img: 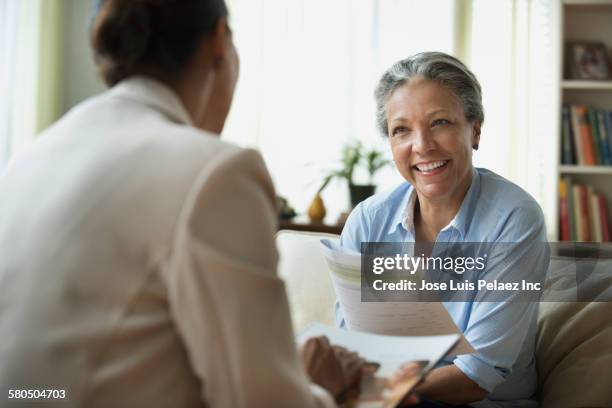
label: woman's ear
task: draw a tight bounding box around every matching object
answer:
[472,122,481,150]
[210,16,230,69]
[195,17,239,135]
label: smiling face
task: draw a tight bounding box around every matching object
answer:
[386,78,480,206]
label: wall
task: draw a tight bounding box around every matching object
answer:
[61,0,105,114]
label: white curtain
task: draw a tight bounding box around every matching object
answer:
[468,0,558,238]
[0,0,19,167]
[0,0,63,170]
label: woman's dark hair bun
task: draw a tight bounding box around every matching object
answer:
[93,1,152,85]
[92,0,228,86]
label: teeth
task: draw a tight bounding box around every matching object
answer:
[416,160,447,172]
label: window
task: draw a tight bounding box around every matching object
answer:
[225,0,457,219]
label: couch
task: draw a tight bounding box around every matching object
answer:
[276,230,612,407]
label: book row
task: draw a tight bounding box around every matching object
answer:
[559,178,610,242]
[561,104,612,166]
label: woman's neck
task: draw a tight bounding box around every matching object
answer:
[414,169,474,242]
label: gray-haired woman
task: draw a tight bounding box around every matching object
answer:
[338,52,549,407]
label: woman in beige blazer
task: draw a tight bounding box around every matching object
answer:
[0,0,375,406]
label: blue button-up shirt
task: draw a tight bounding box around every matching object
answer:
[337,168,549,408]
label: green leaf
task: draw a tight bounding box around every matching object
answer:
[317,140,390,190]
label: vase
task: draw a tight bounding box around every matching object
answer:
[308,193,326,222]
[349,184,376,208]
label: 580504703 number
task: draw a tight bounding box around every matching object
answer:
[8,389,66,399]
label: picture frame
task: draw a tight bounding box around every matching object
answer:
[565,42,612,80]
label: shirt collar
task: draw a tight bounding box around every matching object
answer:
[388,186,417,236]
[109,75,194,126]
[389,167,481,239]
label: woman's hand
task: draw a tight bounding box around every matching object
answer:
[300,336,377,403]
[388,362,423,406]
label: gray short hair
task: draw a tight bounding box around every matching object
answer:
[374,52,484,136]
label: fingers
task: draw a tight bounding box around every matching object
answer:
[318,335,331,347]
[301,336,333,383]
[398,361,423,378]
[300,338,320,371]
[388,361,424,389]
[330,344,379,382]
[362,362,380,376]
[300,337,382,404]
[343,355,365,386]
[301,336,330,367]
[301,336,346,399]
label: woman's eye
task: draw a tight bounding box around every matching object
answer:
[432,119,450,127]
[392,126,408,136]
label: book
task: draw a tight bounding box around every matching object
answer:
[561,104,575,165]
[575,106,596,165]
[565,177,576,241]
[590,189,603,242]
[587,108,603,165]
[580,185,592,241]
[559,179,570,241]
[606,111,612,165]
[298,322,460,408]
[596,109,611,165]
[569,105,585,165]
[572,185,584,241]
[599,194,611,242]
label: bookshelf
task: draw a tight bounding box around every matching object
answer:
[559,165,612,175]
[556,0,612,241]
[562,80,612,90]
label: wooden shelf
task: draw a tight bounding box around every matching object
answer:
[559,165,612,174]
[279,218,344,235]
[562,80,612,90]
[564,0,612,5]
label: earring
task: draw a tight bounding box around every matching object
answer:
[472,144,479,150]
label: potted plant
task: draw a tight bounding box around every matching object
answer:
[349,147,391,207]
[317,140,391,208]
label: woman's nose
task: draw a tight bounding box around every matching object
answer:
[412,129,435,155]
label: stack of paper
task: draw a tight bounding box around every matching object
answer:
[320,239,473,356]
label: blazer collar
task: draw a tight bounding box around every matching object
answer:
[109,75,194,126]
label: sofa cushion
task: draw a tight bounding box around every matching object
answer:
[536,256,612,408]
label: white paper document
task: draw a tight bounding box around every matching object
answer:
[298,322,459,377]
[320,239,474,356]
[298,322,459,407]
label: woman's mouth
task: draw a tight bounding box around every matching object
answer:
[413,160,449,174]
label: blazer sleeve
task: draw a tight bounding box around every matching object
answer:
[163,147,335,408]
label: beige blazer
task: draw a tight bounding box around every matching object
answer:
[0,77,334,408]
